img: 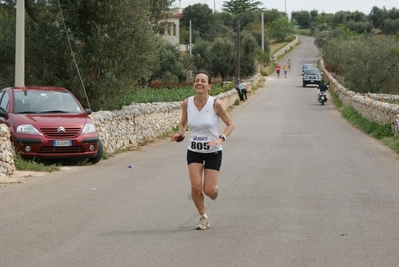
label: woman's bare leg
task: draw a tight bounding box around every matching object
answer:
[189,163,205,215]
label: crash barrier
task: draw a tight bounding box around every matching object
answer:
[0,88,241,177]
[320,59,399,135]
[271,35,299,61]
[0,124,15,176]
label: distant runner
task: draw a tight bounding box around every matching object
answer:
[276,64,281,78]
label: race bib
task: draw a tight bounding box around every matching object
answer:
[191,136,210,151]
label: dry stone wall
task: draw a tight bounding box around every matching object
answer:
[0,124,15,176]
[90,89,239,154]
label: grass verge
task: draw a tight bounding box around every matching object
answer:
[14,155,61,172]
[331,92,399,154]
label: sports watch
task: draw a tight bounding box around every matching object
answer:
[219,134,226,141]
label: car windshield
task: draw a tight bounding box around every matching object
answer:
[304,69,320,75]
[303,64,313,69]
[13,91,83,114]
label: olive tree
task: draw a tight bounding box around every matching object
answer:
[191,39,212,71]
[239,31,259,77]
[268,17,295,41]
[149,40,186,85]
[322,35,399,94]
[382,18,399,34]
[0,3,17,88]
[207,38,236,81]
[291,10,311,28]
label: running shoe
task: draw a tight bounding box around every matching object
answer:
[195,216,210,230]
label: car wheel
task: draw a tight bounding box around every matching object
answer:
[302,82,306,87]
[88,139,103,164]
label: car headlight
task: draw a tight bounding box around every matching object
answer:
[16,124,42,135]
[81,123,97,134]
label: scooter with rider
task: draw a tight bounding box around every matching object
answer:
[317,80,329,105]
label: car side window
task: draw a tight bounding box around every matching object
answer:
[0,91,10,113]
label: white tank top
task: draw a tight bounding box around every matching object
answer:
[187,95,222,153]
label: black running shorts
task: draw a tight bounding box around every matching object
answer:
[186,150,222,171]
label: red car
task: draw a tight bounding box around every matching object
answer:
[0,86,103,164]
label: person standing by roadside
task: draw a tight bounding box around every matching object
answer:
[287,59,291,70]
[239,80,247,101]
[171,71,235,230]
[235,78,244,101]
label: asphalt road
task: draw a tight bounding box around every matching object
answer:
[2,36,399,267]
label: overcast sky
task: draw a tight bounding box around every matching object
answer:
[175,0,397,15]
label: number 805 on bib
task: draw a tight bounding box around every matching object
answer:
[191,141,210,151]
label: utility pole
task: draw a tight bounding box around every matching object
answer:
[261,13,264,51]
[285,0,287,16]
[235,21,240,81]
[15,0,25,86]
[189,20,192,56]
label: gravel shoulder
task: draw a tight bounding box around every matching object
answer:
[0,170,48,185]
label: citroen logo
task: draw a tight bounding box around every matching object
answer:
[57,126,66,133]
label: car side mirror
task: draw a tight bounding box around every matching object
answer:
[84,108,92,115]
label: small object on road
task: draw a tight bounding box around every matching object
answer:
[128,165,134,168]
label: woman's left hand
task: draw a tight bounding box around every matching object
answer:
[207,138,223,147]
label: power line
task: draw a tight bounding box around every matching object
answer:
[57,0,91,110]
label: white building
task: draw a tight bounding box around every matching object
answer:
[162,6,182,46]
